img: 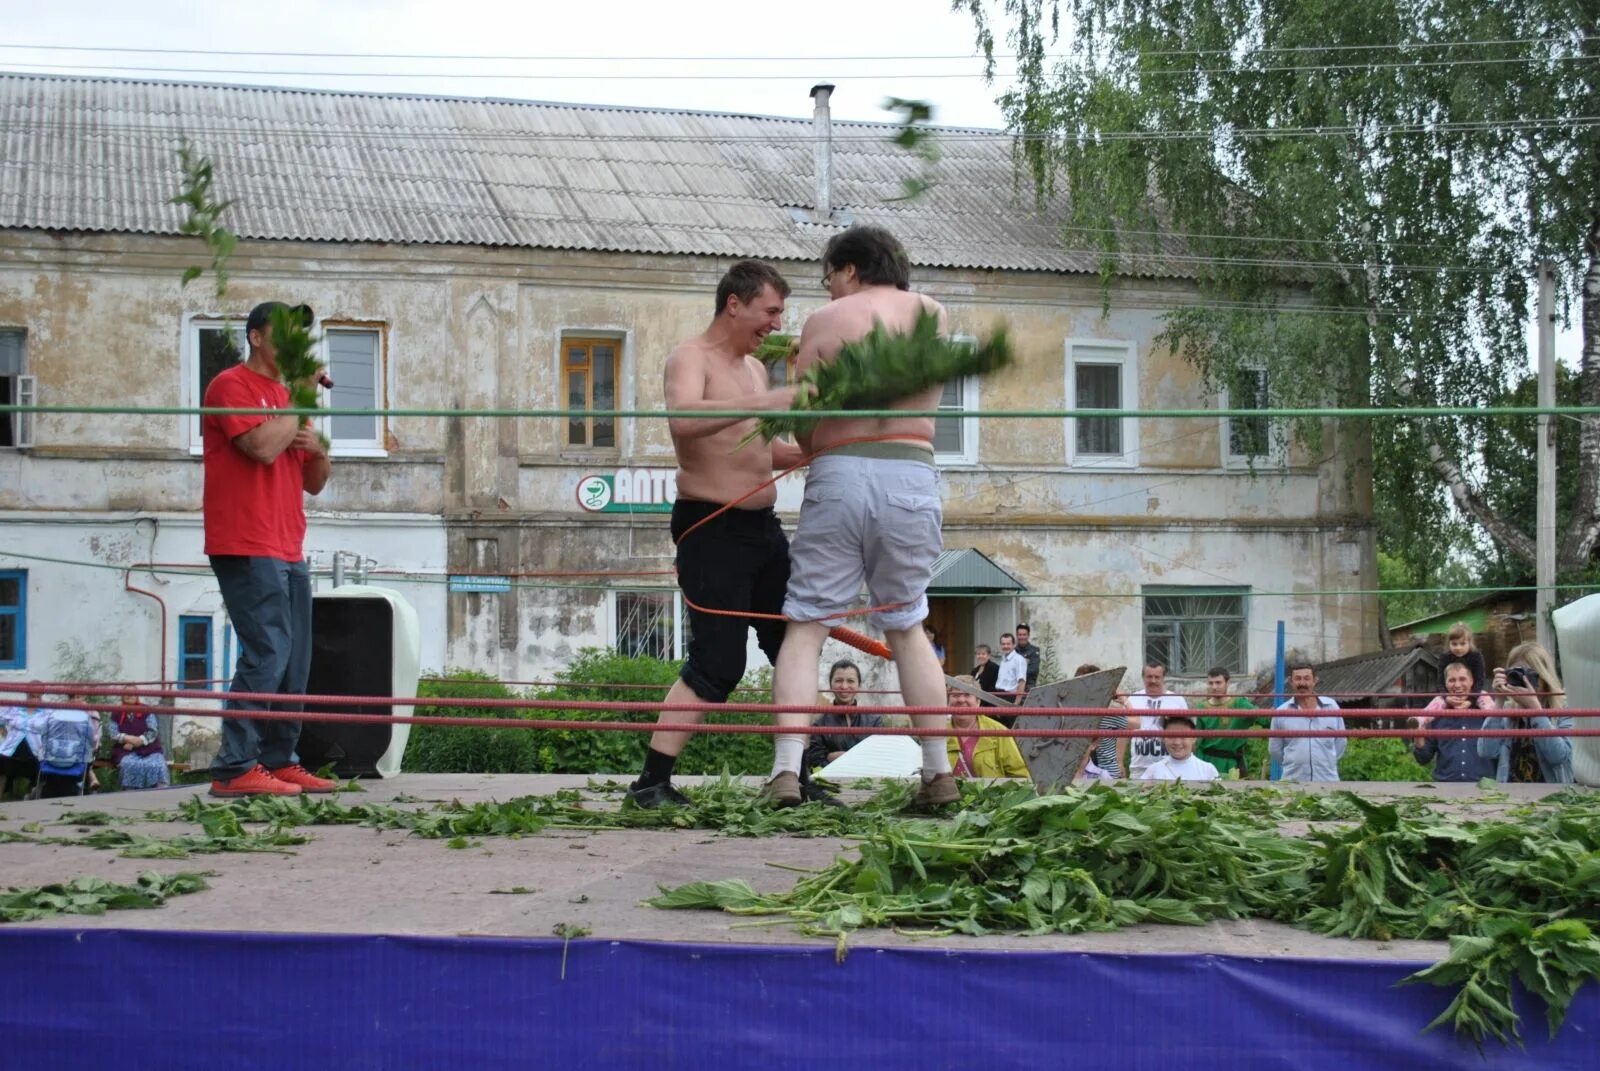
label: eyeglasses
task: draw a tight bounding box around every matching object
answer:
[820,269,834,288]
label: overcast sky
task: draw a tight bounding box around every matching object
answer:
[0,0,1578,365]
[0,0,1013,127]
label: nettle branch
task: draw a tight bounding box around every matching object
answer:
[170,141,328,435]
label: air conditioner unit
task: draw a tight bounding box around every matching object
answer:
[11,374,32,449]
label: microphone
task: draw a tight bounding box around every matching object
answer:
[317,372,335,389]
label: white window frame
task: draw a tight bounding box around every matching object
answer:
[317,323,388,458]
[933,330,981,464]
[0,328,31,450]
[556,328,632,458]
[1220,364,1286,469]
[183,315,246,455]
[1065,339,1139,469]
[608,589,686,660]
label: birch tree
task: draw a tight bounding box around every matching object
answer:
[958,0,1598,575]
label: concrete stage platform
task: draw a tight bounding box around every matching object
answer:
[1,776,1591,1071]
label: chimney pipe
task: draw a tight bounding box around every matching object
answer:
[810,84,834,221]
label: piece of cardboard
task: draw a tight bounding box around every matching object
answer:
[815,732,925,779]
[1011,667,1125,792]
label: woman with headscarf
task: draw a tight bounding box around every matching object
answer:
[110,693,169,790]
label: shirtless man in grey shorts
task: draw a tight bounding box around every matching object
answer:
[764,226,958,809]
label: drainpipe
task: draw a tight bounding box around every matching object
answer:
[124,570,168,687]
[810,83,835,222]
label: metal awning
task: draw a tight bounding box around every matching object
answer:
[1314,646,1440,703]
[926,549,1028,595]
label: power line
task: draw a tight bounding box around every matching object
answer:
[2,50,1592,81]
[1132,34,1597,58]
[0,61,1022,81]
[0,34,1587,62]
[0,99,1589,144]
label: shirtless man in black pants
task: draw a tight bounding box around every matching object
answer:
[626,260,829,808]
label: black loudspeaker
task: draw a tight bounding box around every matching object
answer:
[298,596,395,778]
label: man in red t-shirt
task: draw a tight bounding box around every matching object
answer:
[203,301,336,797]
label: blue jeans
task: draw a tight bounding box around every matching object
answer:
[210,556,312,780]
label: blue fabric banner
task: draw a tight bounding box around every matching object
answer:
[0,928,1591,1070]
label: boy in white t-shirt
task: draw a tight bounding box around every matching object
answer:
[1126,662,1189,779]
[1139,714,1220,782]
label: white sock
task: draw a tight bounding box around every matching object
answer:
[920,737,950,779]
[771,735,805,778]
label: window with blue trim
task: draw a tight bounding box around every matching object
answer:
[179,614,213,689]
[0,569,23,669]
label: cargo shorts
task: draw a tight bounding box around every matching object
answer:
[782,452,943,633]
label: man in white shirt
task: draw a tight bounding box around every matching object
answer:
[994,632,1029,700]
[1127,662,1189,780]
[1270,662,1345,782]
[1139,714,1220,782]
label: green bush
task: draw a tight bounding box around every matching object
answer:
[1239,734,1431,781]
[402,651,776,776]
[1338,737,1431,782]
[403,670,534,773]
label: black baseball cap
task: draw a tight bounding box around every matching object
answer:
[1160,713,1197,730]
[245,301,314,333]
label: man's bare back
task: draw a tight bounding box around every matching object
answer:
[666,338,791,508]
[793,286,947,454]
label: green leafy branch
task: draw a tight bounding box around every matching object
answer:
[170,140,236,299]
[745,310,1013,444]
[169,143,329,439]
[884,97,939,202]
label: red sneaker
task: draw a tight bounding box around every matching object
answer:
[268,764,337,794]
[210,765,301,797]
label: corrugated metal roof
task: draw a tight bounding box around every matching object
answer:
[1314,646,1439,703]
[0,73,1192,276]
[928,548,1028,593]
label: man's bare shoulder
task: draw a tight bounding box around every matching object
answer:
[665,334,715,370]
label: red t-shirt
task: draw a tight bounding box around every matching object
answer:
[202,364,307,561]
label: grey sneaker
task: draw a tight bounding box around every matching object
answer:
[911,772,961,810]
[760,770,803,809]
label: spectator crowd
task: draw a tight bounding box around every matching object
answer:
[815,620,1576,788]
[1,688,172,800]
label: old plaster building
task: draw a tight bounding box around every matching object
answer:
[0,73,1379,697]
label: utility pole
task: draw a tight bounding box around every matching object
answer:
[1536,260,1556,653]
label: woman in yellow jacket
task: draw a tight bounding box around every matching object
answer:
[945,676,1030,779]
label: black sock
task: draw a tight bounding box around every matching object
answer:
[638,747,677,788]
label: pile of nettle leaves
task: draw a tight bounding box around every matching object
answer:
[0,872,209,923]
[641,781,1600,1048]
[746,311,1013,444]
